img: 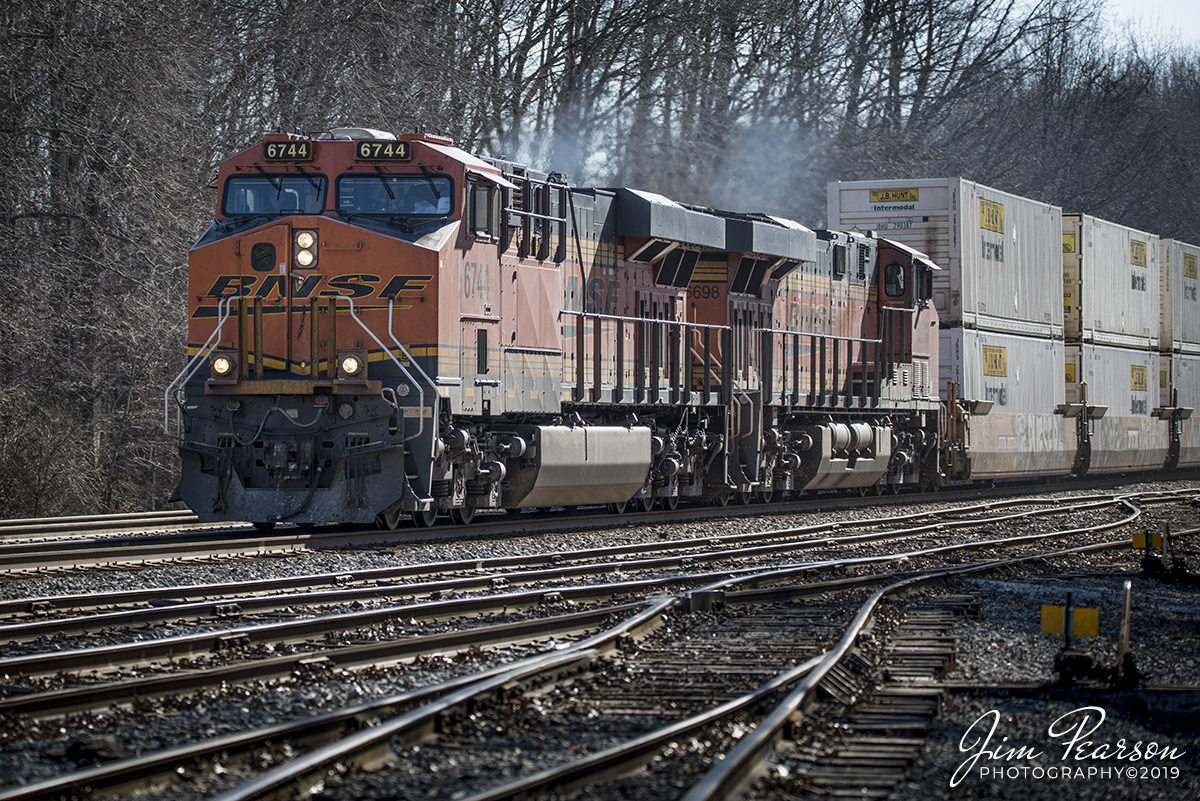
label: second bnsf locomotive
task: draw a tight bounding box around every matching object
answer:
[168,128,941,528]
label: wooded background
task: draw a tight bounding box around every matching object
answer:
[2,0,1197,518]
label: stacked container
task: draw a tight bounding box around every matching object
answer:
[828,179,1073,479]
[1062,214,1167,473]
[1159,238,1200,467]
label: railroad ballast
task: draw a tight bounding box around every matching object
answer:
[167,129,1199,528]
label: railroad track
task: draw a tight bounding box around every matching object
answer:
[3,490,1192,801]
[3,479,1194,573]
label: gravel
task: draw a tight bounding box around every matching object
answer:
[2,477,1198,798]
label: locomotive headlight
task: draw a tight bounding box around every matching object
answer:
[293,230,318,268]
[211,353,237,377]
[339,353,364,377]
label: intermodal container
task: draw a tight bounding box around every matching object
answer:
[828,178,1062,337]
[1159,238,1200,353]
[1063,214,1159,349]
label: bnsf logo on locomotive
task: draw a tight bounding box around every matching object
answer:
[202,273,432,300]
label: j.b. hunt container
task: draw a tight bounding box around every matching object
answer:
[1160,238,1200,352]
[1063,214,1159,349]
[939,328,1074,478]
[1065,343,1167,474]
[828,178,1063,337]
[1166,352,1200,468]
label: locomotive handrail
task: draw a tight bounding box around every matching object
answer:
[760,304,917,344]
[386,297,440,443]
[340,296,435,444]
[164,295,235,437]
[757,305,921,408]
[500,206,567,224]
[562,308,729,331]
[564,309,733,405]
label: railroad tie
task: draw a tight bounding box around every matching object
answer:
[803,596,975,798]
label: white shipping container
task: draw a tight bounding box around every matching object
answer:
[1063,214,1159,349]
[1166,353,1200,468]
[1159,239,1200,352]
[1064,344,1167,473]
[939,329,1073,478]
[829,178,1062,337]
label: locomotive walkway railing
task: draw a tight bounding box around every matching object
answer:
[759,306,921,409]
[563,310,732,406]
[563,306,924,410]
[760,306,921,408]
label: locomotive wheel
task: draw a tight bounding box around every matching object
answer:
[635,496,654,513]
[451,506,475,525]
[607,500,629,515]
[252,521,276,532]
[661,496,679,512]
[412,507,438,527]
[375,509,403,531]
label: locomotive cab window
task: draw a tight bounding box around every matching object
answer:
[914,264,933,302]
[468,181,495,238]
[884,261,906,297]
[223,175,326,217]
[832,244,847,279]
[336,174,453,217]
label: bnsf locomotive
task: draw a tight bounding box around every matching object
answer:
[167,129,1200,529]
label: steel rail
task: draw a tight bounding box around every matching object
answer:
[225,501,1158,801]
[0,490,1147,616]
[681,532,1166,801]
[206,598,676,801]
[0,498,1177,801]
[0,483,1191,572]
[0,599,672,801]
[0,497,1136,643]
[0,496,1145,708]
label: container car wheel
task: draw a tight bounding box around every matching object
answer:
[713,489,731,507]
[661,496,679,512]
[736,491,753,506]
[412,507,438,527]
[757,486,773,504]
[451,507,475,526]
[635,496,654,513]
[607,500,629,515]
[252,521,276,532]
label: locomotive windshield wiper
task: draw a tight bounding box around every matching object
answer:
[218,213,275,232]
[374,166,395,200]
[385,214,449,233]
[254,165,283,197]
[419,165,442,199]
[294,165,321,192]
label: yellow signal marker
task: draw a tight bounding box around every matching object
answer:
[1041,605,1099,637]
[1132,532,1162,549]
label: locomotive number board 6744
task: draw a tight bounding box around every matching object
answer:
[355,141,411,160]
